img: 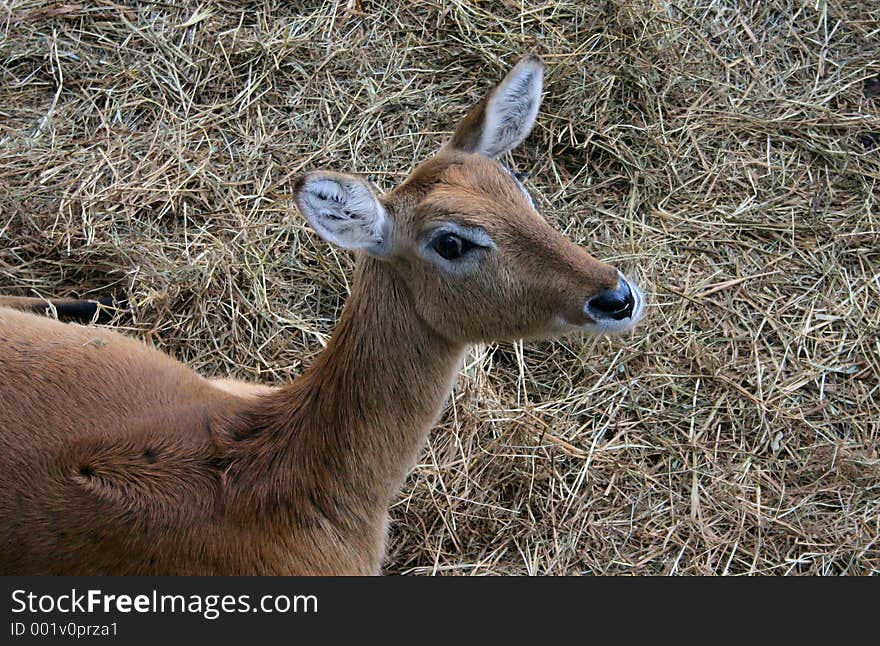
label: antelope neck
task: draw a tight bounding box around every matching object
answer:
[236,256,464,525]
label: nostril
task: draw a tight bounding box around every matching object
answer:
[588,281,634,320]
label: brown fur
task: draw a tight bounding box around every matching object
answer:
[0,58,634,575]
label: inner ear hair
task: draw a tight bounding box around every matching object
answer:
[294,172,391,256]
[449,54,544,159]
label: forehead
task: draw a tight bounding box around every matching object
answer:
[395,152,537,228]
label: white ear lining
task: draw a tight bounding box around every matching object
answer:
[297,174,391,256]
[478,59,543,158]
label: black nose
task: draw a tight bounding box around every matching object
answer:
[588,281,635,321]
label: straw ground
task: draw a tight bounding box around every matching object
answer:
[1,0,878,574]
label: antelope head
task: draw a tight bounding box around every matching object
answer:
[295,55,645,345]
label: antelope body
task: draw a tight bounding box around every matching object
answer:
[0,56,644,574]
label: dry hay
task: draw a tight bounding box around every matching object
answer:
[1,0,878,575]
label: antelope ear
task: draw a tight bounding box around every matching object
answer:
[448,54,544,158]
[294,171,392,257]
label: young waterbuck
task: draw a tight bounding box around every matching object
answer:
[0,55,644,574]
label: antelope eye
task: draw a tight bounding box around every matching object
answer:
[430,232,475,261]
